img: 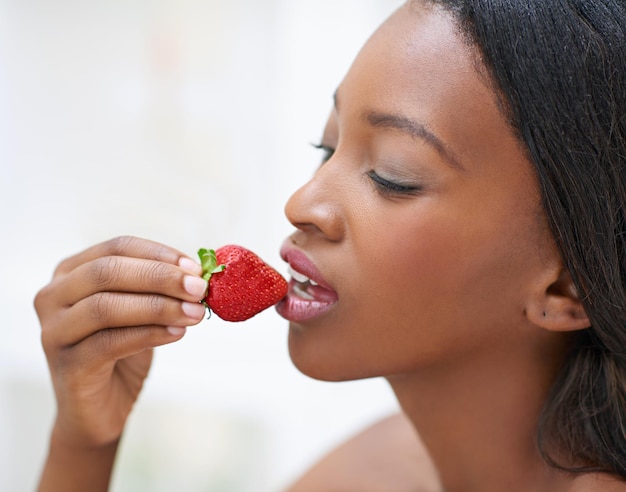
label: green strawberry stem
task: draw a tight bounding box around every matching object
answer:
[198,248,226,281]
[198,248,226,311]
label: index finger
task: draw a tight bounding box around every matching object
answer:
[54,236,201,277]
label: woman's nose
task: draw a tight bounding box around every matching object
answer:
[284,161,346,242]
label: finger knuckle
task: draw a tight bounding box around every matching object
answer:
[106,235,179,265]
[147,295,167,317]
[91,327,116,357]
[105,235,137,256]
[33,285,50,317]
[143,261,175,287]
[88,256,122,288]
[87,292,110,321]
[35,288,63,349]
[53,259,70,277]
[89,326,144,361]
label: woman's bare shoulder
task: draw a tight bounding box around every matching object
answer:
[285,412,441,492]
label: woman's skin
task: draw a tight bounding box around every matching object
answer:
[279,2,618,491]
[36,238,207,492]
[288,413,441,491]
[34,2,626,492]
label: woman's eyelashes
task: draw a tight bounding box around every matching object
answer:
[366,170,423,197]
[312,141,423,197]
[312,142,335,163]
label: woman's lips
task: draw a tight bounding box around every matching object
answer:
[276,243,339,322]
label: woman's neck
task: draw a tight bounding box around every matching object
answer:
[387,330,572,492]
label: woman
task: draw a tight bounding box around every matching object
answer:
[35,0,626,490]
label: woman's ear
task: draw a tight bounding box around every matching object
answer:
[525,267,591,332]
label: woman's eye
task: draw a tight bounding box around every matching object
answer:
[311,142,335,163]
[366,170,423,196]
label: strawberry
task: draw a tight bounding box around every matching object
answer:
[198,245,288,322]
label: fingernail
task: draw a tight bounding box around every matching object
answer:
[167,326,187,337]
[179,257,202,275]
[184,275,208,299]
[182,301,206,320]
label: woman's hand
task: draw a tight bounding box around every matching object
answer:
[35,236,207,451]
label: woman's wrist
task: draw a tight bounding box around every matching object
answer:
[38,427,120,492]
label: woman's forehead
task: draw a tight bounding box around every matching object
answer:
[334,2,529,187]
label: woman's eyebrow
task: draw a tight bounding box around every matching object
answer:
[363,110,464,171]
[333,90,464,171]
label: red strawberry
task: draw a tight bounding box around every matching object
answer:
[198,245,288,322]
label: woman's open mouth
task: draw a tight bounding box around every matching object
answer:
[276,245,339,322]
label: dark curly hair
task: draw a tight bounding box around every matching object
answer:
[424,0,626,477]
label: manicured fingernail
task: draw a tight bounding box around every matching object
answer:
[182,301,206,320]
[167,326,187,336]
[179,257,203,275]
[184,275,208,298]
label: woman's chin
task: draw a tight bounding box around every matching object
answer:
[286,326,385,383]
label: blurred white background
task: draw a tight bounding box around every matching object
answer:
[0,0,404,490]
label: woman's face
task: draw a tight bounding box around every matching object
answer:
[277,2,557,381]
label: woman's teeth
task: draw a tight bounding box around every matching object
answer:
[288,266,318,286]
[293,282,315,300]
